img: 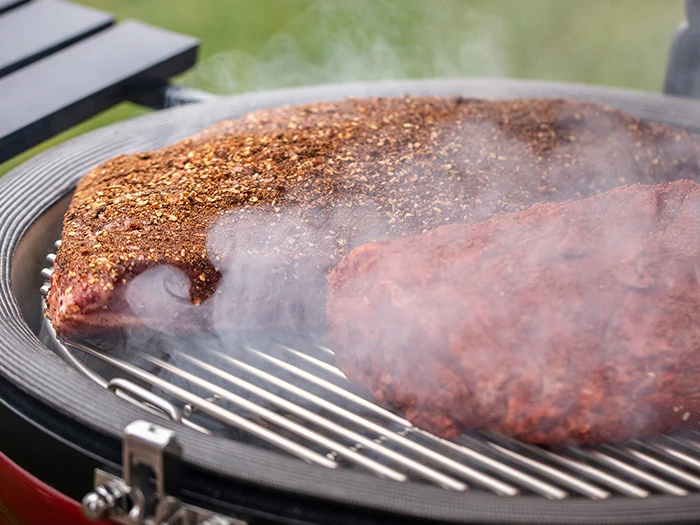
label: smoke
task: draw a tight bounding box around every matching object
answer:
[126,266,194,319]
[92,94,700,447]
[326,175,700,444]
[182,0,508,95]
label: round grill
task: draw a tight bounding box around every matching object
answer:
[5,79,700,524]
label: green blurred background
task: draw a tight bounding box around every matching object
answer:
[0,0,686,176]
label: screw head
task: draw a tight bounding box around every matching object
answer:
[81,492,109,520]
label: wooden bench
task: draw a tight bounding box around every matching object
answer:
[3,0,700,166]
[0,0,212,163]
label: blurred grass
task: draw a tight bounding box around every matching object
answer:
[0,0,684,176]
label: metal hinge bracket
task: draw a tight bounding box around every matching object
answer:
[81,420,244,525]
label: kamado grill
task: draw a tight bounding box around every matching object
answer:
[5,2,700,525]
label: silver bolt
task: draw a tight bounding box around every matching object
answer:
[82,481,130,521]
[81,491,111,520]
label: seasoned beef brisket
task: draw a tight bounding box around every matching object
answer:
[327,180,700,445]
[48,96,700,340]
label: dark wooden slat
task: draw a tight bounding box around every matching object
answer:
[0,0,27,15]
[0,0,114,78]
[0,20,198,163]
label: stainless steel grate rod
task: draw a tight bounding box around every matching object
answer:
[69,341,339,469]
[226,348,566,498]
[153,353,471,491]
[570,449,688,496]
[480,431,651,499]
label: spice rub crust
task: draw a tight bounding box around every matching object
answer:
[47,96,700,337]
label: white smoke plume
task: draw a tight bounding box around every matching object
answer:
[182,0,508,95]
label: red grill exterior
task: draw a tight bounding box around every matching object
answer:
[0,451,109,525]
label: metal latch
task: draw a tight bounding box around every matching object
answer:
[81,420,244,525]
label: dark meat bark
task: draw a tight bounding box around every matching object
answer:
[47,96,700,339]
[327,180,700,445]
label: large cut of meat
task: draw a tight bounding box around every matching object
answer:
[47,96,700,339]
[327,180,700,445]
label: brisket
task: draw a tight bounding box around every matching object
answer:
[327,180,700,445]
[47,96,700,340]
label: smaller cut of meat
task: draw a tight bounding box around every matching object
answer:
[327,180,700,445]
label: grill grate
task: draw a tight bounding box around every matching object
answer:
[40,242,700,501]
